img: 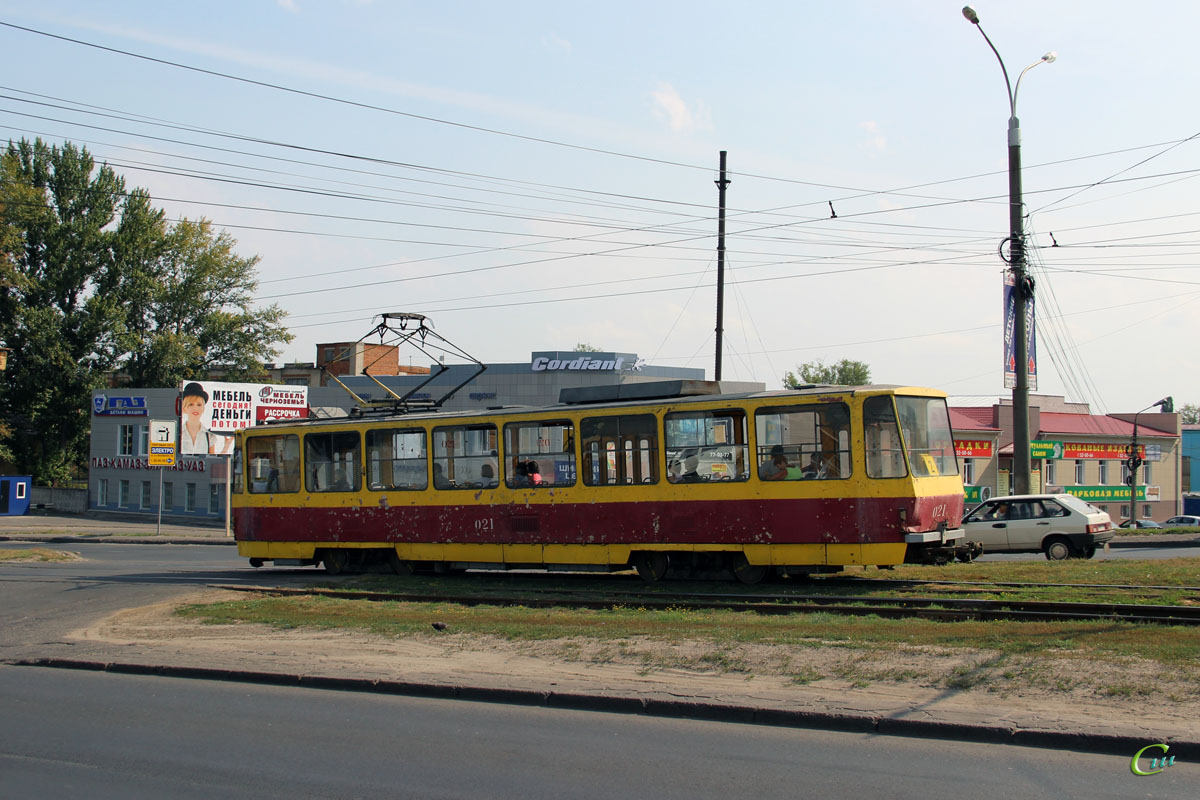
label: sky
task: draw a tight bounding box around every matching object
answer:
[1,1,1197,414]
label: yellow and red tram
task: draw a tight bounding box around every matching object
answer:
[231,381,970,582]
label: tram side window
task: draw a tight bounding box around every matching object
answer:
[581,414,658,486]
[864,396,907,479]
[305,431,362,492]
[366,428,427,490]
[664,409,749,482]
[895,396,959,477]
[432,424,498,490]
[245,434,300,493]
[503,420,575,488]
[754,402,851,481]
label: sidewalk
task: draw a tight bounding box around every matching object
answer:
[0,510,233,543]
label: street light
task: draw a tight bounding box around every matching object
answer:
[1125,397,1173,526]
[962,6,1055,495]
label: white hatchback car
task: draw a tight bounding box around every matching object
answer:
[961,493,1114,560]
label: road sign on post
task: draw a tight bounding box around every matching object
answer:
[148,419,177,467]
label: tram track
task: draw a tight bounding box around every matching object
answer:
[209,583,1200,627]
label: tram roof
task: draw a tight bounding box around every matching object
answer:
[247,381,946,432]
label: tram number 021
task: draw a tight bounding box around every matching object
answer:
[474,518,495,532]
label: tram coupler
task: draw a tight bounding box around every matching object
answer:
[905,540,983,565]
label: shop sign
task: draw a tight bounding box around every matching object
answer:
[92,394,148,416]
[1030,440,1062,459]
[1062,442,1142,460]
[955,440,994,458]
[963,485,993,504]
[1064,485,1147,502]
[90,456,206,472]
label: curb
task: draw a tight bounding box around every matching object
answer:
[8,657,1199,758]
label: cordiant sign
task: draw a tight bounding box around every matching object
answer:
[528,357,633,371]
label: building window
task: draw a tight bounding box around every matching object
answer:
[163,482,174,511]
[118,479,130,507]
[1074,460,1085,485]
[1143,463,1152,484]
[118,425,136,456]
[97,479,109,507]
[185,483,197,512]
[209,484,221,514]
[1120,504,1130,519]
[1045,460,1056,486]
[138,425,149,457]
[1143,504,1152,519]
[140,481,151,509]
[962,458,975,485]
[1098,460,1109,485]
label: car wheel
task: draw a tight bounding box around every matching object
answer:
[1082,546,1097,559]
[1043,537,1074,561]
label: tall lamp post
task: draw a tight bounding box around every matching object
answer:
[962,6,1055,495]
[1126,397,1173,525]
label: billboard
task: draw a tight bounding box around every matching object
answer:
[179,381,309,456]
[1003,272,1037,391]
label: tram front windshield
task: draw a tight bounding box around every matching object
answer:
[895,396,958,477]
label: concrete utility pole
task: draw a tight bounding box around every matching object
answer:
[714,150,730,382]
[962,6,1055,495]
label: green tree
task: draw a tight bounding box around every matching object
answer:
[0,138,292,481]
[1180,403,1199,425]
[0,139,134,482]
[116,217,292,386]
[783,358,871,388]
[572,342,602,352]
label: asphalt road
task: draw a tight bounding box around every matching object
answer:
[2,665,1196,800]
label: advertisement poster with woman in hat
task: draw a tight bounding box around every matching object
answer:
[180,382,235,456]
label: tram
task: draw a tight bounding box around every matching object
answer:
[230,380,971,582]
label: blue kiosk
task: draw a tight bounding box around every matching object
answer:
[0,476,32,515]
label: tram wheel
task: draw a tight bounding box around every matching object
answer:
[322,549,349,574]
[632,552,669,582]
[731,554,769,585]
